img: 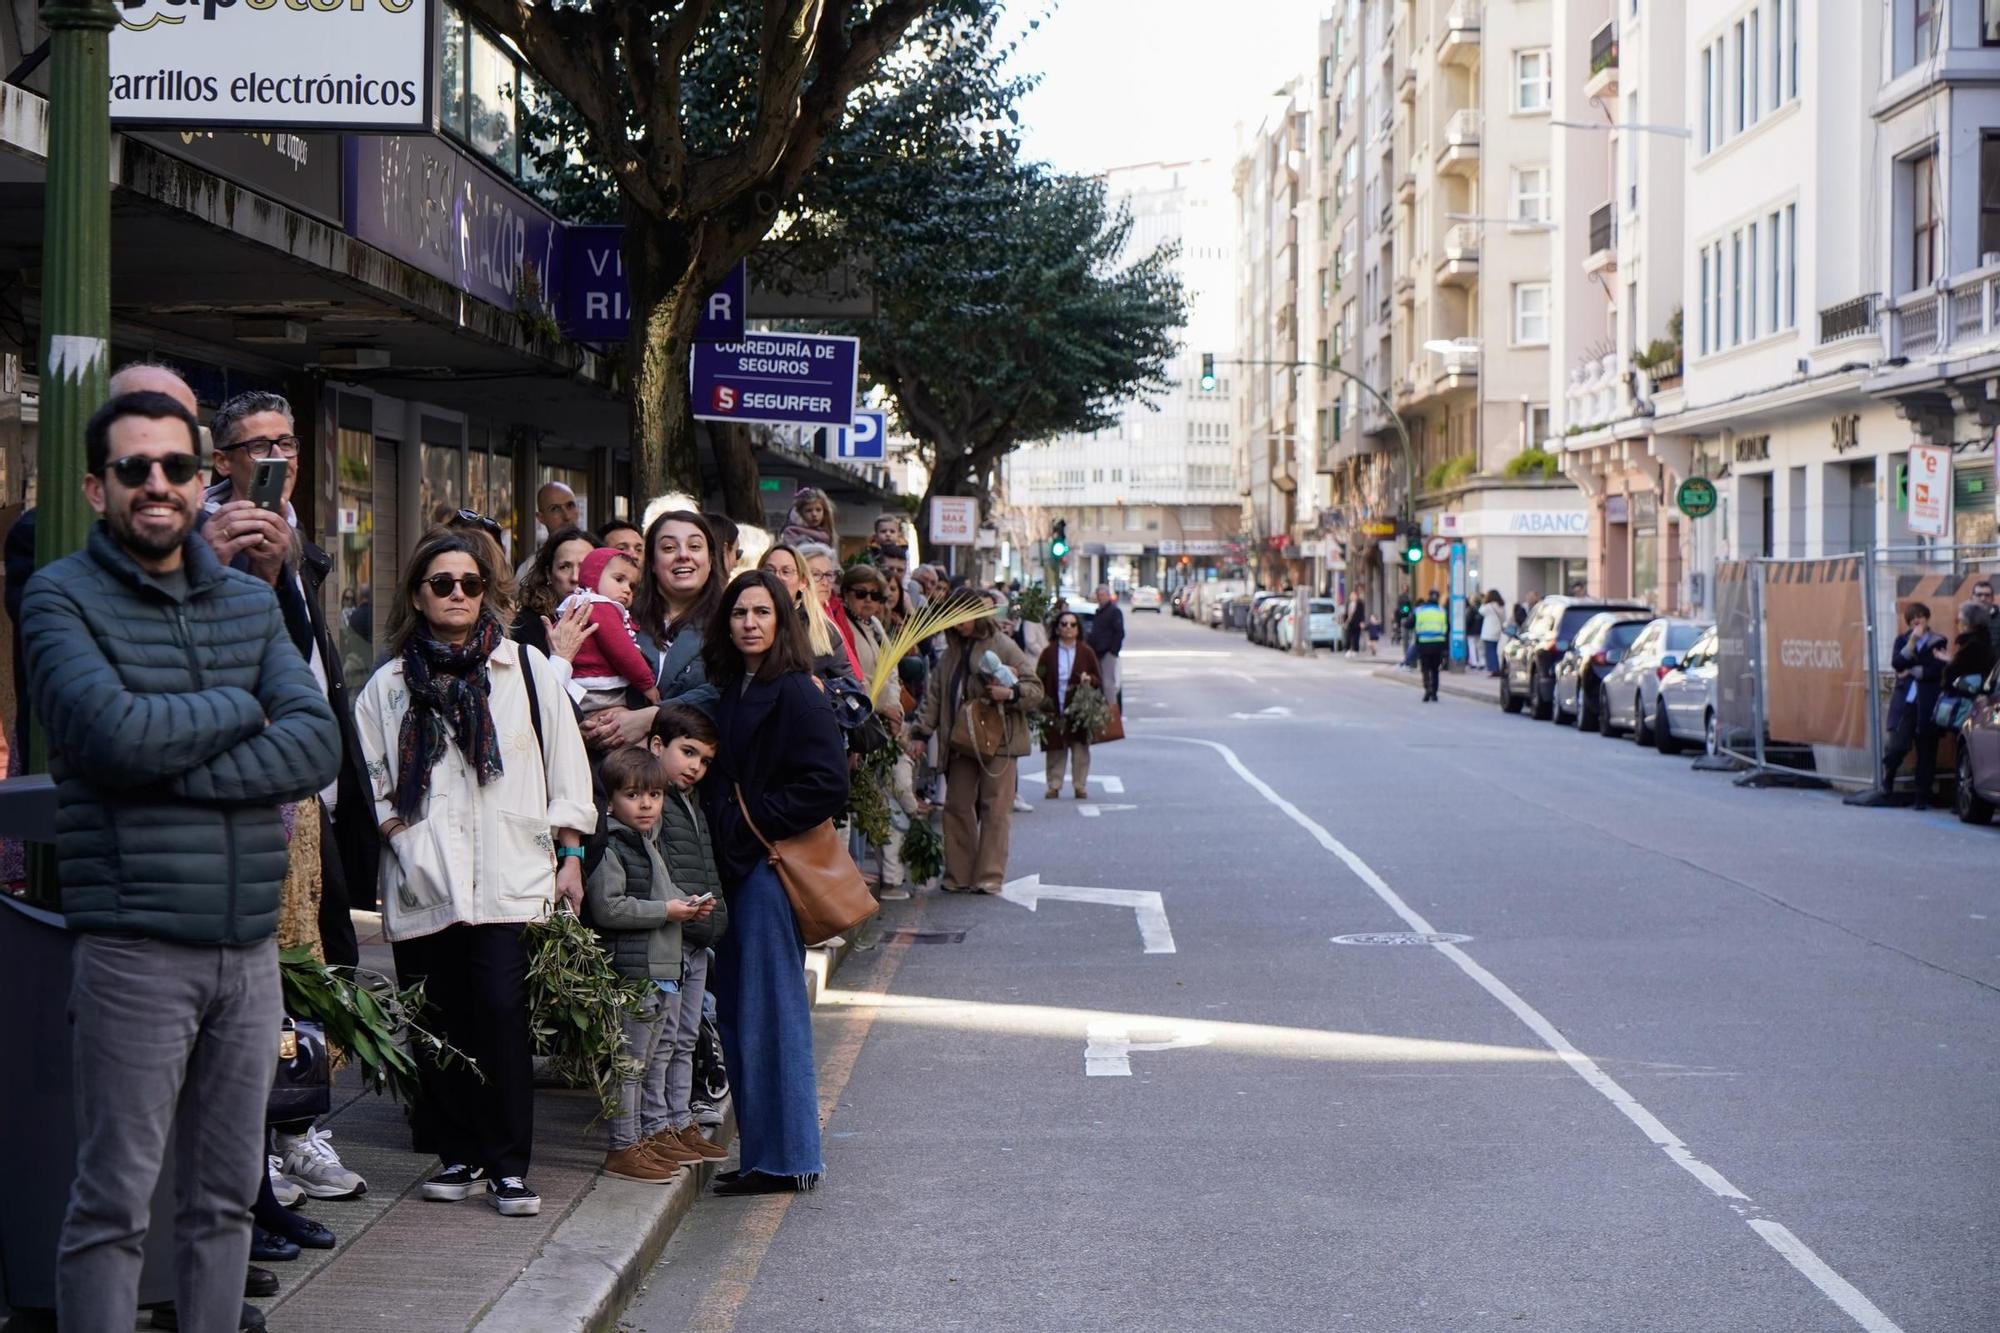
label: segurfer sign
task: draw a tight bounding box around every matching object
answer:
[110,0,433,131]
[691,333,858,430]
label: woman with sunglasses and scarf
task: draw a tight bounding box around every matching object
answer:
[1035,610,1102,799]
[354,528,596,1220]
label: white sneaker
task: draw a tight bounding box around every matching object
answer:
[1011,797,1033,813]
[268,1155,304,1208]
[274,1125,367,1200]
[879,884,911,901]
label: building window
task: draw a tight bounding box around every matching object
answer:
[1731,231,1743,343]
[1700,46,1713,152]
[1772,0,1786,108]
[1747,221,1759,338]
[1747,10,1760,126]
[1915,0,1939,62]
[1983,134,2000,259]
[1529,405,1552,445]
[1768,209,1783,328]
[1988,0,2000,45]
[1732,21,1746,135]
[1909,148,1940,291]
[1513,283,1551,345]
[1514,49,1551,113]
[1510,166,1551,222]
[1784,204,1797,326]
[1699,247,1711,354]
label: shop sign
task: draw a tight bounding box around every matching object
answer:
[346,135,560,314]
[1162,539,1228,556]
[555,226,746,343]
[1908,444,1950,536]
[1830,414,1861,454]
[111,0,432,131]
[132,129,343,225]
[1105,541,1146,555]
[1360,520,1399,538]
[1733,433,1770,463]
[1676,476,1719,519]
[929,496,978,547]
[690,332,859,429]
[1438,509,1589,538]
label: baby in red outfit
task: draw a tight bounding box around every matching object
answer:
[558,547,660,714]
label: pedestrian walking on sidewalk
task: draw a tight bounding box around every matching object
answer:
[354,527,597,1219]
[1479,590,1507,676]
[1089,583,1125,704]
[25,392,341,1332]
[908,590,1045,893]
[1880,602,1950,808]
[700,571,850,1194]
[1414,590,1449,701]
[1036,610,1102,799]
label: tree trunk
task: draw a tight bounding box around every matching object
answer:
[712,421,765,524]
[625,214,705,504]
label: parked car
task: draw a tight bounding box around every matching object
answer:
[1655,624,1721,756]
[1304,597,1342,648]
[1954,668,2000,823]
[1247,594,1289,644]
[1132,585,1163,612]
[1599,618,1712,742]
[1499,596,1653,720]
[1552,612,1655,729]
[1275,603,1297,649]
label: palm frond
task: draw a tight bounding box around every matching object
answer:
[866,598,997,705]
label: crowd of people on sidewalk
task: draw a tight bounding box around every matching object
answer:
[2,365,1094,1330]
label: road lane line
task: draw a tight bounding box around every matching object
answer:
[685,931,917,1333]
[1139,733,1907,1333]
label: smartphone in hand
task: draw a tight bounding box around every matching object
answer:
[248,457,288,512]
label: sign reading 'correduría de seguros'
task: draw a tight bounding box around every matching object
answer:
[691,333,859,430]
[110,0,434,132]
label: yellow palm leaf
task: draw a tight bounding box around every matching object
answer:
[865,597,998,705]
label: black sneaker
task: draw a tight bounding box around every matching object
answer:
[691,1096,724,1129]
[421,1163,486,1202]
[486,1176,541,1217]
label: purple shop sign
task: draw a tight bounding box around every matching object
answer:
[691,332,858,430]
[345,135,560,313]
[556,225,746,344]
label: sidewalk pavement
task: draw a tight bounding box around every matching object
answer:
[1368,660,1498,705]
[247,913,858,1333]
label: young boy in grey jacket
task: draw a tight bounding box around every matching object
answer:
[586,745,715,1182]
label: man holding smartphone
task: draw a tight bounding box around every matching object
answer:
[205,392,379,1204]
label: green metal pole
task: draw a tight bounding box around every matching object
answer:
[36,0,116,571]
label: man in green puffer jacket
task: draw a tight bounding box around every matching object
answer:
[21,392,340,1333]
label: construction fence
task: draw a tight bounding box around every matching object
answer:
[1713,547,2000,790]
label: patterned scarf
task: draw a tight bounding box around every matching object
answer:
[395,613,505,820]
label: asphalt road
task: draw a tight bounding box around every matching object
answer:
[625,612,1999,1333]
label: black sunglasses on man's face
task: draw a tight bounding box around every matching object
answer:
[103,453,202,488]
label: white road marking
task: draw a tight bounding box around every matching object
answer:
[1088,775,1126,794]
[1000,873,1176,953]
[1137,733,1907,1333]
[1084,1021,1211,1076]
[1076,803,1138,818]
[1227,705,1294,719]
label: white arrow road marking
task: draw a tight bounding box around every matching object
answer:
[999,874,1176,954]
[1227,704,1294,719]
[1088,775,1125,794]
[1084,1021,1212,1076]
[1076,803,1138,818]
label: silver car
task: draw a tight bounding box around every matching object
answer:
[1600,618,1711,743]
[1653,625,1721,754]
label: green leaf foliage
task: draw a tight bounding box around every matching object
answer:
[523,909,654,1125]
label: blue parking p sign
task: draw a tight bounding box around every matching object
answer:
[834,411,886,460]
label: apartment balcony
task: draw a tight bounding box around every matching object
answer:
[1433,339,1480,390]
[1438,0,1481,69]
[1396,170,1416,205]
[1436,223,1479,288]
[1583,203,1617,275]
[1394,272,1416,304]
[1438,108,1481,177]
[1818,293,1882,346]
[1885,268,2000,361]
[1398,64,1416,104]
[1585,22,1619,98]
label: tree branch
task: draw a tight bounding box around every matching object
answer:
[649,0,714,194]
[684,0,826,205]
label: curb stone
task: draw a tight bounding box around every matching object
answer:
[470,934,858,1333]
[1370,665,1496,706]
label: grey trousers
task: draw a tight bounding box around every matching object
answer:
[1044,741,1091,794]
[659,949,710,1132]
[1100,652,1121,703]
[59,933,278,1333]
[612,987,672,1151]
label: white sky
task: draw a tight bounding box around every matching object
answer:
[1007,0,1326,174]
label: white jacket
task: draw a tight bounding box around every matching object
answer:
[355,637,597,942]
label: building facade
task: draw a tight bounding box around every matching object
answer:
[998,159,1241,591]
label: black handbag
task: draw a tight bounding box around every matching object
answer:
[268,1016,332,1123]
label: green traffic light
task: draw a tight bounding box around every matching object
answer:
[1199,353,1216,392]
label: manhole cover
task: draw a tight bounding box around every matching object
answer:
[1331,932,1472,946]
[880,930,967,944]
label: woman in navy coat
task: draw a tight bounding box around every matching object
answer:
[699,570,849,1194]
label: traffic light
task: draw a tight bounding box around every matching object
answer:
[1199,353,1217,392]
[1402,525,1424,565]
[1051,518,1070,560]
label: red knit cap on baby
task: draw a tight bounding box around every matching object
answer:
[579,546,634,592]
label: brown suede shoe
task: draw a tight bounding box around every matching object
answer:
[675,1123,729,1161]
[640,1130,703,1169]
[602,1145,678,1183]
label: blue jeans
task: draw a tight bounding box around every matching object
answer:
[1483,639,1500,673]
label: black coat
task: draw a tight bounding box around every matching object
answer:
[1088,601,1125,658]
[1888,628,1949,731]
[701,669,850,888]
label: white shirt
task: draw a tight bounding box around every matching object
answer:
[354,637,597,942]
[1479,603,1507,643]
[1056,642,1076,710]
